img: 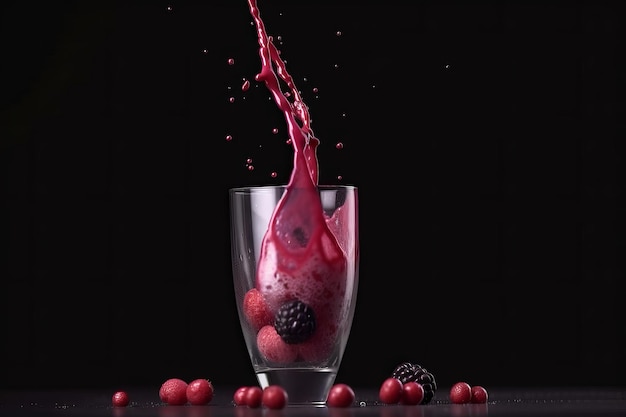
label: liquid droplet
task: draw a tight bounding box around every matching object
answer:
[229,97,235,103]
[246,158,253,164]
[226,135,233,141]
[312,87,318,93]
[270,172,278,178]
[247,165,255,171]
[242,79,250,91]
[335,142,343,150]
[336,31,342,36]
[272,128,279,134]
[228,58,235,65]
[166,5,173,11]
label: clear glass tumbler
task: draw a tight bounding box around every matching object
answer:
[229,185,359,406]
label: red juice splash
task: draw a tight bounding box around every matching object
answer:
[246,0,351,363]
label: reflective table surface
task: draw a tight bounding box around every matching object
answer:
[1,387,625,417]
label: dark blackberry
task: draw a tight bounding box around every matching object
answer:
[391,362,437,404]
[274,299,316,344]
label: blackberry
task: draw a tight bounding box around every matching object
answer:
[391,362,437,404]
[274,299,316,344]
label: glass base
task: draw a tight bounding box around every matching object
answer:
[256,368,337,406]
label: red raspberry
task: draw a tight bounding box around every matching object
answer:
[112,391,129,407]
[245,386,263,408]
[243,288,273,331]
[233,386,249,406]
[186,379,214,405]
[471,385,488,404]
[400,381,424,405]
[262,385,289,409]
[159,378,188,406]
[326,383,355,407]
[449,382,472,404]
[256,325,298,363]
[379,377,403,404]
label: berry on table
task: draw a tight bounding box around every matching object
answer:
[159,378,188,406]
[112,391,129,407]
[449,382,472,404]
[471,385,488,404]
[326,383,355,407]
[262,385,289,409]
[391,362,437,404]
[379,377,403,404]
[233,386,249,406]
[400,381,425,405]
[186,379,214,405]
[245,386,264,408]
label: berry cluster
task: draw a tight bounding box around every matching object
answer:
[233,385,288,409]
[449,381,489,404]
[159,378,214,406]
[244,289,322,363]
[111,363,488,409]
[390,362,437,404]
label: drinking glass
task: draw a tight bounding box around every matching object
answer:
[229,185,359,406]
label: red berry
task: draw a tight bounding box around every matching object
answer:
[243,288,273,331]
[159,378,188,405]
[233,386,249,406]
[262,385,288,409]
[245,386,263,408]
[256,324,298,363]
[112,391,129,407]
[379,377,403,404]
[400,381,424,405]
[449,382,472,404]
[471,385,488,404]
[326,383,355,407]
[186,379,214,405]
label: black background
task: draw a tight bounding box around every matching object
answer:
[1,0,624,391]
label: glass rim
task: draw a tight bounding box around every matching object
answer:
[229,184,357,193]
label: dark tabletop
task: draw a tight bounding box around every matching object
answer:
[2,387,626,417]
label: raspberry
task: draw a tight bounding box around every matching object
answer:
[186,379,214,405]
[112,391,129,407]
[449,382,472,404]
[326,383,355,407]
[159,378,188,406]
[471,385,488,404]
[244,288,273,331]
[274,299,316,344]
[379,377,403,404]
[256,324,298,363]
[391,362,437,404]
[262,385,289,409]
